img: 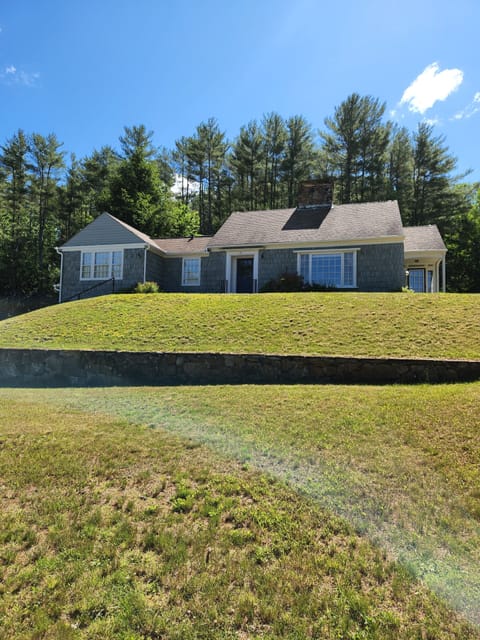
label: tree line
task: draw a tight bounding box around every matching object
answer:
[1,93,479,296]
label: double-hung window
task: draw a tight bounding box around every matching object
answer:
[182,257,201,286]
[81,250,123,280]
[298,250,357,288]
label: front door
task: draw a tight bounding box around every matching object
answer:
[236,258,254,293]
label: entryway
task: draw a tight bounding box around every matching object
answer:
[408,268,434,293]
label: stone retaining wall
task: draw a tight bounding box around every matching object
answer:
[0,348,479,387]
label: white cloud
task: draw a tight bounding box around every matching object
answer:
[171,173,200,197]
[0,65,40,87]
[400,62,463,114]
[424,117,440,127]
[451,91,480,121]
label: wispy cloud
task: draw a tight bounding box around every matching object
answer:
[0,64,40,87]
[400,62,463,114]
[452,92,480,120]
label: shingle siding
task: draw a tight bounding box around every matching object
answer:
[258,249,298,289]
[356,243,404,291]
[61,248,145,301]
[160,252,226,293]
[122,248,146,289]
[145,251,163,284]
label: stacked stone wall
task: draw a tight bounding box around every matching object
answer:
[1,348,479,387]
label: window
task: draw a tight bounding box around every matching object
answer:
[81,250,123,280]
[182,257,201,286]
[408,268,425,293]
[298,250,357,288]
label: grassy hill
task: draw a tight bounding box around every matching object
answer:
[1,385,479,639]
[0,292,479,359]
[1,292,480,637]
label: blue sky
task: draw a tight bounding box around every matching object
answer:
[1,0,479,181]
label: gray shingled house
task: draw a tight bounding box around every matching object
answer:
[57,182,447,302]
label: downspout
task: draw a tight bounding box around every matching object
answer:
[143,245,148,283]
[442,255,446,293]
[55,247,63,303]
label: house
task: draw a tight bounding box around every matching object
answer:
[57,182,447,302]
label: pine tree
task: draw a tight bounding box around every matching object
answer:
[261,113,287,209]
[320,94,391,203]
[229,120,264,210]
[281,115,315,207]
[180,119,228,233]
[411,122,457,226]
[108,125,166,234]
[0,130,32,292]
[387,127,414,220]
[29,133,65,290]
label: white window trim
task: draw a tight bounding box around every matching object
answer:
[182,257,201,286]
[225,250,259,293]
[296,249,358,288]
[80,249,124,281]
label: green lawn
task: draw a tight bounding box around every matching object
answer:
[1,384,479,638]
[0,292,479,358]
[2,292,480,637]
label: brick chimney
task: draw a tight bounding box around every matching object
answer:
[297,181,333,208]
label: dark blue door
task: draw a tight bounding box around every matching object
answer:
[236,258,253,293]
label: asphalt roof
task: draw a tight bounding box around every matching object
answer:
[152,237,211,254]
[208,201,404,247]
[62,203,446,256]
[403,225,447,253]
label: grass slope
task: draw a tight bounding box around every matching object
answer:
[1,389,479,639]
[0,292,479,358]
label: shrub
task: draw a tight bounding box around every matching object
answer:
[133,281,160,293]
[260,272,305,292]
